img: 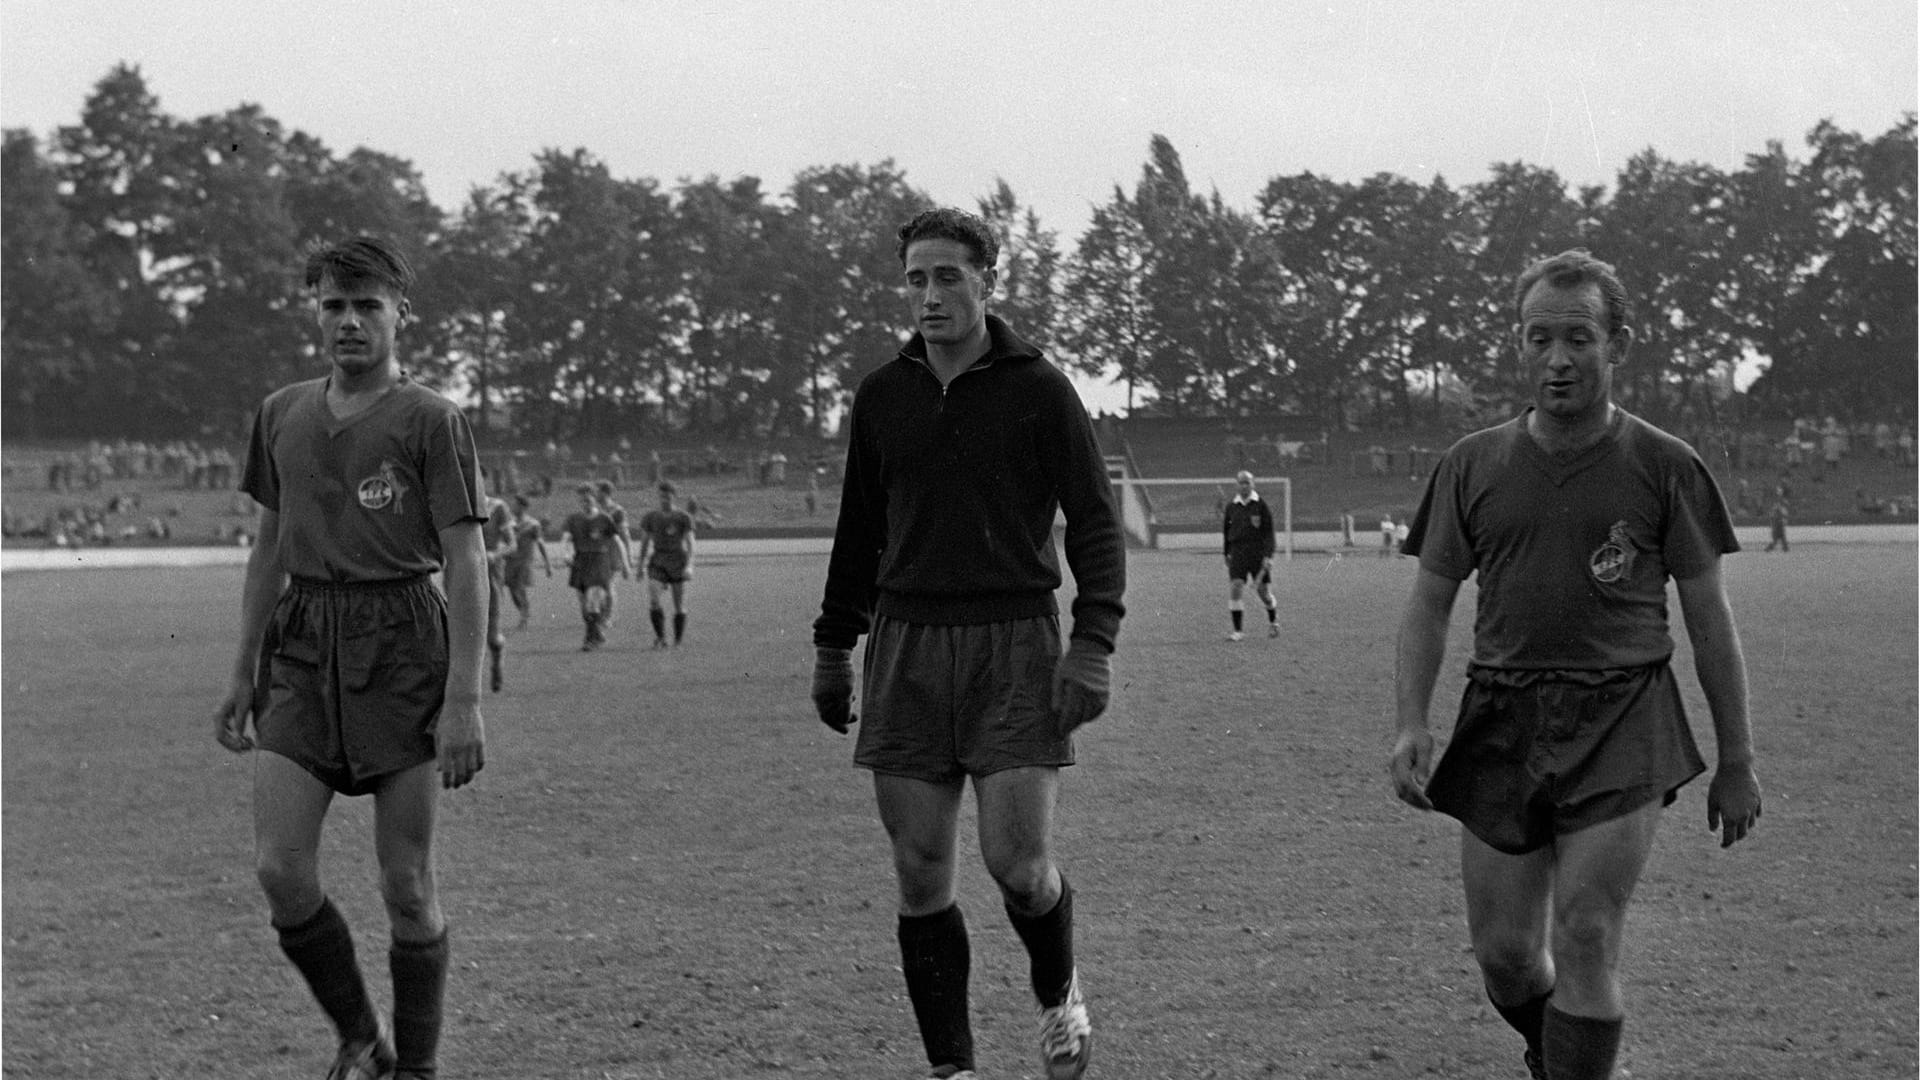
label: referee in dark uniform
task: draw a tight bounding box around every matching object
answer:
[1221,470,1279,640]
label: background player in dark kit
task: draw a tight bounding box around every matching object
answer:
[1221,470,1279,640]
[562,483,620,651]
[592,479,634,631]
[636,480,696,648]
[1389,250,1762,1080]
[813,208,1125,1080]
[213,236,488,1080]
[502,493,553,628]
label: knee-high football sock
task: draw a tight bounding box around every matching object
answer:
[1489,986,1550,1057]
[1006,876,1076,1007]
[1542,1005,1622,1080]
[390,932,450,1076]
[276,897,380,1044]
[672,611,686,643]
[1230,602,1244,632]
[649,607,666,641]
[897,905,974,1072]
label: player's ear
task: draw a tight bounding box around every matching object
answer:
[1607,325,1632,366]
[397,299,414,330]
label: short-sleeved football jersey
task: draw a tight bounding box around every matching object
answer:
[1401,409,1737,671]
[640,508,694,556]
[240,377,485,581]
[562,509,619,556]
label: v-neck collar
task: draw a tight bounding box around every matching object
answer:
[1515,407,1623,487]
[323,374,404,435]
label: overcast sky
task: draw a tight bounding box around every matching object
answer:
[4,0,1913,240]
[3,1,1912,410]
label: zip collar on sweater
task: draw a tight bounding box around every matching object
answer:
[897,314,1043,385]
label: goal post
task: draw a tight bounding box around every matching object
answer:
[1107,474,1293,559]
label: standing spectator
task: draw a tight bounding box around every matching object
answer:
[1765,497,1790,552]
[1820,425,1844,476]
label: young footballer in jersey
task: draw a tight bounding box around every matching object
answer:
[813,208,1126,1080]
[1389,250,1762,1079]
[213,236,488,1080]
[593,478,634,630]
[562,483,620,651]
[1221,470,1279,640]
[636,480,696,648]
[503,493,553,629]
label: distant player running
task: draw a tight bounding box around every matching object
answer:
[213,235,486,1080]
[561,483,620,651]
[637,480,696,648]
[481,493,513,691]
[502,494,553,628]
[1221,470,1279,640]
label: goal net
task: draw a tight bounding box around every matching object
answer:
[1106,471,1293,558]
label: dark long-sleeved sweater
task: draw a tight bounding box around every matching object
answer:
[813,315,1126,653]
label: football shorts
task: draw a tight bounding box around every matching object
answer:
[855,613,1072,783]
[256,576,446,796]
[1426,663,1706,854]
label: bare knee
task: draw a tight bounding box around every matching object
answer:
[890,839,957,913]
[1552,896,1625,973]
[1472,923,1548,986]
[380,859,439,929]
[985,851,1056,912]
[255,853,322,924]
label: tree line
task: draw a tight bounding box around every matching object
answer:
[4,64,1913,442]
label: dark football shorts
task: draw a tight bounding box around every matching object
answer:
[856,613,1071,783]
[1226,544,1270,582]
[256,576,448,796]
[1426,663,1706,854]
[567,548,614,592]
[647,550,690,585]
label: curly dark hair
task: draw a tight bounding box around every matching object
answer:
[304,235,416,296]
[1513,249,1631,337]
[895,208,999,270]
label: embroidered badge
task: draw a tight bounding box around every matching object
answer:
[357,460,409,513]
[1588,520,1635,583]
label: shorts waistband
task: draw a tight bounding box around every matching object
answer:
[1467,662,1668,689]
[288,573,433,593]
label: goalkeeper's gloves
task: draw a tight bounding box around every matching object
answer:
[811,646,857,734]
[1050,637,1112,735]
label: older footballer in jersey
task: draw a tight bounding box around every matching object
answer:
[1389,249,1762,1079]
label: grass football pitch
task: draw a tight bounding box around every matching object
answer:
[3,543,1915,1079]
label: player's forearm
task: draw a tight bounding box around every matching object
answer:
[1689,620,1755,767]
[1394,618,1448,736]
[440,544,489,704]
[1677,570,1757,767]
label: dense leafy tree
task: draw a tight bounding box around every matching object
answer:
[1,131,119,439]
[6,65,1912,441]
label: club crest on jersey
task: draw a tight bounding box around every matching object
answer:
[1588,520,1636,584]
[357,460,410,513]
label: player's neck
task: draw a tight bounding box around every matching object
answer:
[1526,403,1615,456]
[327,361,402,414]
[923,323,992,386]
